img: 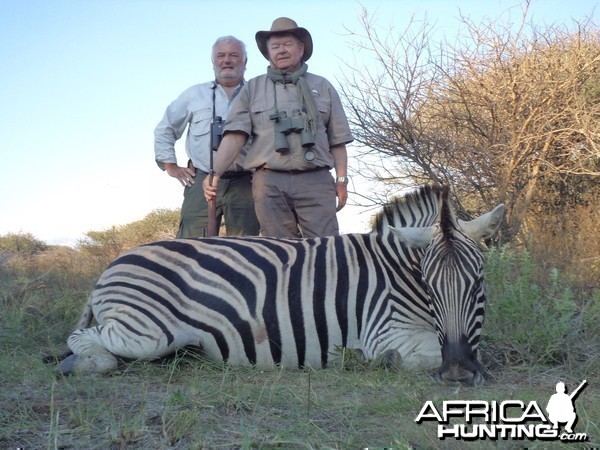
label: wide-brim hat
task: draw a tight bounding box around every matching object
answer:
[255,17,313,62]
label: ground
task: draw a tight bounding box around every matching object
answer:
[1,348,598,449]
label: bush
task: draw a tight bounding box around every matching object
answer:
[483,246,600,371]
[0,241,98,356]
[0,232,47,255]
[527,202,600,289]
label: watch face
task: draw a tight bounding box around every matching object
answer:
[304,149,316,161]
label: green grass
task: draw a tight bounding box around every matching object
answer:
[1,248,599,449]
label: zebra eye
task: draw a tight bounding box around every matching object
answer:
[469,276,485,298]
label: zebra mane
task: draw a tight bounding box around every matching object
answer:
[372,184,456,233]
[439,185,458,240]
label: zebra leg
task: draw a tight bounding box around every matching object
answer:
[44,295,95,366]
[55,326,119,376]
[369,349,403,371]
[55,352,118,376]
[42,347,73,364]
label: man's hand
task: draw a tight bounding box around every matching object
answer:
[203,173,219,201]
[336,182,347,211]
[165,163,196,187]
[330,144,349,212]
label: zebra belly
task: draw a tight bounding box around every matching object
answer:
[90,294,332,368]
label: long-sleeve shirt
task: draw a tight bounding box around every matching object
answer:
[154,80,246,173]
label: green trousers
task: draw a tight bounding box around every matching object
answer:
[176,171,260,238]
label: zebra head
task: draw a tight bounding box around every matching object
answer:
[390,186,505,386]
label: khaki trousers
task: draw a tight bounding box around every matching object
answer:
[251,168,339,238]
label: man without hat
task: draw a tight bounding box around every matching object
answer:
[155,36,259,237]
[203,17,353,238]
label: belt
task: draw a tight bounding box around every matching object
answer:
[195,168,252,180]
[220,170,253,180]
[261,166,330,175]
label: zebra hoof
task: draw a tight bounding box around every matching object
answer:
[472,371,485,387]
[43,347,73,365]
[55,353,119,376]
[55,354,79,376]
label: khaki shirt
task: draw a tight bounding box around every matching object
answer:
[224,73,353,171]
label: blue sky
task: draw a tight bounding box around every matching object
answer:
[0,0,597,245]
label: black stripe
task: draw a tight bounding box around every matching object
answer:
[361,238,387,329]
[199,238,294,363]
[287,244,305,367]
[158,240,260,319]
[334,237,349,347]
[131,250,256,364]
[383,233,429,303]
[101,283,236,362]
[102,254,259,362]
[348,234,369,338]
[110,315,155,341]
[101,298,175,346]
[242,238,295,366]
[312,239,329,367]
[376,234,433,323]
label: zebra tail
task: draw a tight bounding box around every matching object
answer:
[42,295,95,364]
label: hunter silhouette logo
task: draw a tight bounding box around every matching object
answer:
[546,380,587,434]
[415,380,589,442]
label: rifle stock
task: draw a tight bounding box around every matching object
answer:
[206,170,218,236]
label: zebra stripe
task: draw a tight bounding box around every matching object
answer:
[54,184,504,384]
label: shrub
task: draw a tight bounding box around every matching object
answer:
[483,247,600,372]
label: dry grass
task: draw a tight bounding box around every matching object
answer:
[1,348,599,449]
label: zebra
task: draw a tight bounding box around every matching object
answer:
[48,184,504,385]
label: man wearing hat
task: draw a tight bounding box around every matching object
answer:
[203,17,354,238]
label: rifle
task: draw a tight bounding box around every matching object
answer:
[569,380,587,400]
[206,116,223,237]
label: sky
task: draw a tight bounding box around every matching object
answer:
[0,0,597,246]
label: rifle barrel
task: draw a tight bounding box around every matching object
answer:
[569,380,587,399]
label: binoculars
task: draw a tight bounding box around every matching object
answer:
[269,109,315,155]
[211,116,224,151]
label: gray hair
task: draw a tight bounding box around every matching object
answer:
[211,36,247,62]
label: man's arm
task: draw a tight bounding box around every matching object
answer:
[154,92,195,185]
[331,143,348,211]
[203,131,248,200]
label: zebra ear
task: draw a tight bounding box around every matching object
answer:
[389,226,436,248]
[458,204,505,241]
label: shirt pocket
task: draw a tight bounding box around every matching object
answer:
[316,98,330,126]
[250,102,275,132]
[190,108,212,136]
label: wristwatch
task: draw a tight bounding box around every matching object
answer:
[335,176,349,184]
